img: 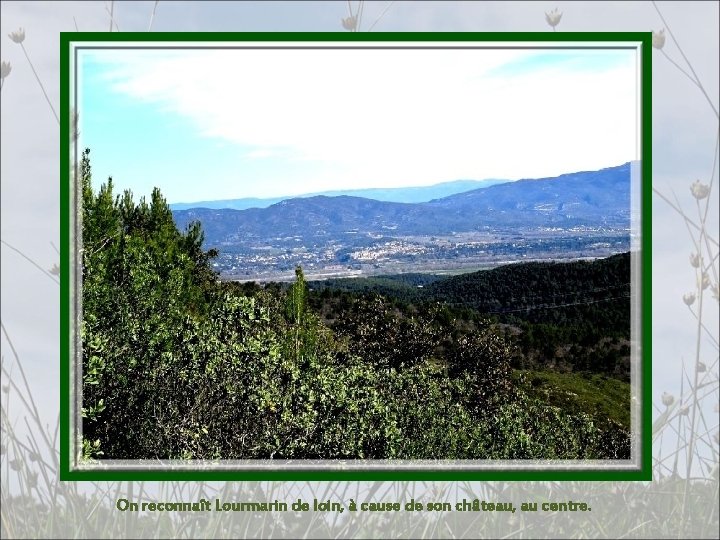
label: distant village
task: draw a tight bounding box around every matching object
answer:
[213,226,630,282]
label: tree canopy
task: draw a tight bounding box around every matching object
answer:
[80,148,629,461]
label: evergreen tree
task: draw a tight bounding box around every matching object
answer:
[78,147,627,461]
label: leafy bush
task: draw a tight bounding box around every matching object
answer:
[80,148,628,460]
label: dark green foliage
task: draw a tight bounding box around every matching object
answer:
[426,255,631,378]
[310,255,632,380]
[426,255,630,324]
[447,332,516,411]
[309,273,439,305]
[331,294,442,370]
[80,149,629,460]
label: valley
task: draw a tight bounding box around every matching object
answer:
[171,162,634,282]
[213,226,629,282]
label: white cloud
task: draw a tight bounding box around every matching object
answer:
[81,45,637,192]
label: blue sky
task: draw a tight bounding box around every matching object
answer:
[78,45,638,204]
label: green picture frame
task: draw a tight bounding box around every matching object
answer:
[60,31,652,481]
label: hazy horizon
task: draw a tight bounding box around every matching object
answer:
[170,160,632,208]
[79,45,638,205]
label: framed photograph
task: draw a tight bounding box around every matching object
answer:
[60,31,651,480]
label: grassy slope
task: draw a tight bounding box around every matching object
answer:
[514,370,630,429]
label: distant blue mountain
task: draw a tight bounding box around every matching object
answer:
[172,163,631,246]
[170,196,287,211]
[169,178,507,210]
[427,162,632,224]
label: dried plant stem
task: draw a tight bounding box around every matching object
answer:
[684,306,720,349]
[367,1,395,32]
[1,239,59,284]
[681,199,709,527]
[700,130,719,283]
[672,361,687,475]
[652,188,718,247]
[346,0,371,31]
[148,0,160,32]
[105,1,120,32]
[660,49,702,91]
[19,43,59,124]
[652,0,720,118]
[671,189,703,254]
[356,0,366,31]
[0,321,57,467]
[2,357,13,501]
[346,0,355,30]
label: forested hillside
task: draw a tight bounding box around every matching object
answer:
[430,254,632,379]
[310,254,632,381]
[80,149,630,461]
[425,254,630,337]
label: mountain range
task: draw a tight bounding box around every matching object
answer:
[172,163,631,246]
[168,178,507,211]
